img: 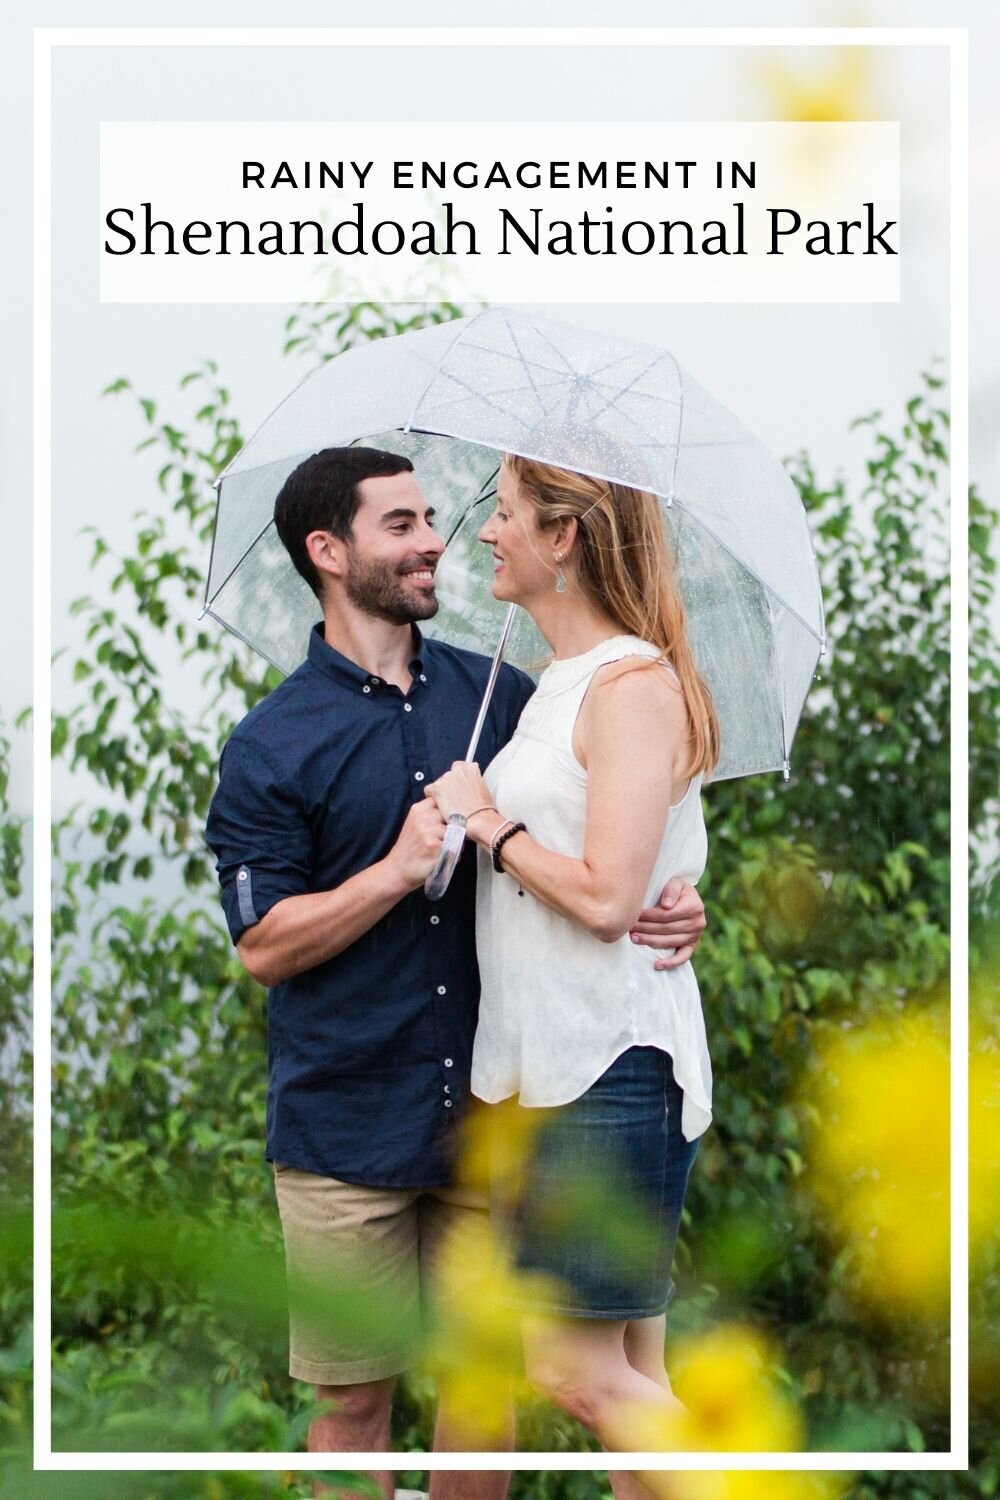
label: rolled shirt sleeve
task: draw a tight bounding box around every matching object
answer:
[205,732,314,945]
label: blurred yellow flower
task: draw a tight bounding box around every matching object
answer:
[424,1208,561,1445]
[971,987,1000,1256]
[457,1095,551,1194]
[621,1324,803,1453]
[806,1007,949,1315]
[434,1358,516,1446]
[643,1472,847,1500]
[753,45,877,123]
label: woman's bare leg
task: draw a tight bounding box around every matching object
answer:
[606,1460,667,1500]
[521,1315,684,1499]
[623,1315,671,1389]
[608,1315,685,1499]
[603,1315,675,1499]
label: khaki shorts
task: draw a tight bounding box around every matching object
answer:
[273,1163,490,1386]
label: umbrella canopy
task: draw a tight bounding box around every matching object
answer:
[206,308,825,781]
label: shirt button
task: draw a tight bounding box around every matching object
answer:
[444,1058,454,1068]
[404,703,413,712]
[436,985,447,995]
[444,1100,453,1108]
[430,915,440,925]
[362,685,371,694]
[420,674,427,683]
[444,1085,451,1094]
[414,771,425,782]
[237,870,248,882]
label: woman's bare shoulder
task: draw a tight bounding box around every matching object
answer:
[582,659,689,748]
[590,655,685,703]
[574,655,689,773]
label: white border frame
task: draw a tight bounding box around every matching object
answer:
[32,23,970,1476]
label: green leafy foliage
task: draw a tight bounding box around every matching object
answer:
[0,732,33,1190]
[682,377,956,1450]
[1,304,994,1497]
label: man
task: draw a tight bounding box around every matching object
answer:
[205,447,707,1498]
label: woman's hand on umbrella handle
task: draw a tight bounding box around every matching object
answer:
[425,762,492,823]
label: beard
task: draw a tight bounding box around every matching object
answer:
[344,548,440,625]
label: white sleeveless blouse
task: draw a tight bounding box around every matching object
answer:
[471,635,713,1142]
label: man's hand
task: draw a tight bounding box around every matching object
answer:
[386,798,448,891]
[235,800,447,986]
[629,877,707,971]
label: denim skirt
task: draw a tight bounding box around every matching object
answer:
[502,1046,700,1320]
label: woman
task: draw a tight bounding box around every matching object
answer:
[427,454,718,1487]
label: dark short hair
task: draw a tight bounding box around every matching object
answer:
[273,446,415,599]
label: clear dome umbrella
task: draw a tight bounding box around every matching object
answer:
[206,307,826,896]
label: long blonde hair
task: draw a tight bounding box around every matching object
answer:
[505,454,720,779]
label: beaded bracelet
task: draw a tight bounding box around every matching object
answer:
[491,821,527,874]
[488,817,515,855]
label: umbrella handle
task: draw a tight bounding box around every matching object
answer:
[424,813,469,902]
[421,604,519,903]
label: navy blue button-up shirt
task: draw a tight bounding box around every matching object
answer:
[205,622,535,1187]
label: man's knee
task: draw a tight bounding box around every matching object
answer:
[314,1377,394,1428]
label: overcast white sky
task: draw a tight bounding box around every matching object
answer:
[2,2,997,827]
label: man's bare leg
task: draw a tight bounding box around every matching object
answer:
[427,1467,512,1500]
[428,1395,514,1500]
[309,1378,395,1500]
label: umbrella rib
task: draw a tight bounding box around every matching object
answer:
[444,474,500,546]
[455,336,587,385]
[566,380,673,455]
[765,593,790,772]
[593,392,668,451]
[404,309,489,432]
[577,380,683,414]
[668,352,685,499]
[623,435,754,453]
[215,360,319,484]
[586,351,669,423]
[412,372,567,416]
[671,499,823,642]
[205,516,277,609]
[501,311,555,421]
[445,347,599,392]
[202,484,222,616]
[453,336,684,412]
[573,380,603,427]
[416,365,555,427]
[203,606,293,679]
[588,346,669,381]
[529,322,584,378]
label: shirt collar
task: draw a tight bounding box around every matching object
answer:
[307,621,427,692]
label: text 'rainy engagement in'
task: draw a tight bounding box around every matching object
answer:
[100,122,901,303]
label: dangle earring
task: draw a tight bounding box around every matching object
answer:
[554,553,567,594]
